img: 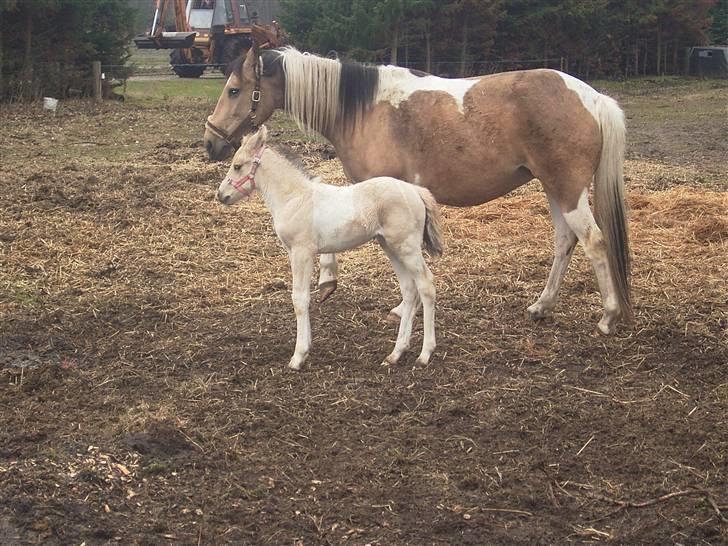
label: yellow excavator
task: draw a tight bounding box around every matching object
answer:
[134,0,284,78]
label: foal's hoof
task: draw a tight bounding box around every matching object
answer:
[526,304,553,321]
[319,280,337,303]
[381,354,399,366]
[385,311,401,324]
[287,358,303,371]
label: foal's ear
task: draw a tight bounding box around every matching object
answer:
[242,125,268,154]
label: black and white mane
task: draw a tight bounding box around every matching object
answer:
[261,47,380,134]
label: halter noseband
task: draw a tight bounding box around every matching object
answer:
[205,54,263,149]
[227,145,266,197]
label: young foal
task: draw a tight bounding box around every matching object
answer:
[216,126,443,370]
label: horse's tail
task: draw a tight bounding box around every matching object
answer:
[594,94,632,321]
[416,187,444,257]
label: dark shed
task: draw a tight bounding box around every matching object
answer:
[687,46,728,77]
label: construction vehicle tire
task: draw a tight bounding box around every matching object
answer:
[170,49,205,78]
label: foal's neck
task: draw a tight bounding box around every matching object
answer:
[256,149,313,214]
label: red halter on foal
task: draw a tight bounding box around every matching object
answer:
[227,146,267,197]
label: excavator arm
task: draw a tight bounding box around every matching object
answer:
[134,0,196,49]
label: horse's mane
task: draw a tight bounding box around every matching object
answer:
[270,142,309,175]
[274,47,379,135]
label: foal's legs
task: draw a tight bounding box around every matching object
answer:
[288,248,315,370]
[381,241,436,365]
[527,194,578,320]
[405,253,437,365]
[380,244,419,365]
[559,189,621,334]
[318,253,338,302]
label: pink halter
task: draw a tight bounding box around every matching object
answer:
[228,146,266,197]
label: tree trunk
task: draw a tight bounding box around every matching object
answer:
[460,21,468,77]
[390,22,399,65]
[656,24,662,75]
[0,25,4,99]
[425,28,432,73]
[672,41,679,75]
[23,6,33,96]
[634,44,639,77]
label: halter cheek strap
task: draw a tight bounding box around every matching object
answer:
[226,145,266,197]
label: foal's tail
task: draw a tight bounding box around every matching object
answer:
[595,94,632,321]
[416,187,444,257]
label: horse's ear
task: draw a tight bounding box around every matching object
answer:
[242,125,268,154]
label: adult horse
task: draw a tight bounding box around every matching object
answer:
[204,46,632,334]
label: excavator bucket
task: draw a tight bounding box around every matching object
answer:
[134,31,196,50]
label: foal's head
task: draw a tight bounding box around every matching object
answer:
[204,47,284,161]
[217,126,269,206]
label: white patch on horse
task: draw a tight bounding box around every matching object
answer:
[377,66,477,114]
[556,71,601,123]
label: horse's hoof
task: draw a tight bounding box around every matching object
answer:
[526,304,553,321]
[381,354,398,366]
[597,309,622,335]
[386,311,401,323]
[597,319,617,335]
[319,280,337,303]
[415,356,431,366]
[287,359,303,371]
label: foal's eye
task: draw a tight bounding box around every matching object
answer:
[233,164,242,171]
[228,88,240,97]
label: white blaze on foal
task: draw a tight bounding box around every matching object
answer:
[217,126,443,371]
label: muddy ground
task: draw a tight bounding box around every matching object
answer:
[1,79,727,545]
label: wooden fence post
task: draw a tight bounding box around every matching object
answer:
[92,61,102,103]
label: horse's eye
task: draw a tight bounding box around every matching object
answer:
[228,88,240,97]
[233,164,242,171]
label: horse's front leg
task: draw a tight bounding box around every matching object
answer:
[318,253,338,302]
[288,248,315,370]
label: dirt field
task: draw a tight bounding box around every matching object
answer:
[1,78,726,545]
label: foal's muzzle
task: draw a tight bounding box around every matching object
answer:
[217,190,231,205]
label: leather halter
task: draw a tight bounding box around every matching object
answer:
[205,54,263,149]
[227,145,266,197]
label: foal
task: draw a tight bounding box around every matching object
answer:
[217,126,443,370]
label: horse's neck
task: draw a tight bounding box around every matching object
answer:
[256,152,312,215]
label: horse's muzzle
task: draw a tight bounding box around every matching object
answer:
[204,134,234,162]
[216,190,231,205]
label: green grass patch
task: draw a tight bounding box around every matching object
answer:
[125,78,225,104]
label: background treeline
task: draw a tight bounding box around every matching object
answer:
[0,0,135,100]
[279,0,728,78]
[1,0,727,101]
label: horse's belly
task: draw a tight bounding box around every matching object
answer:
[316,230,372,254]
[424,166,534,207]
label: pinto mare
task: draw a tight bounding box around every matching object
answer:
[216,125,443,370]
[204,47,632,334]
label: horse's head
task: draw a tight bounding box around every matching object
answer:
[217,125,269,205]
[205,47,284,161]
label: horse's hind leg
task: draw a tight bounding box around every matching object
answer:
[560,189,621,334]
[406,253,437,365]
[527,194,578,320]
[318,253,337,302]
[379,243,419,365]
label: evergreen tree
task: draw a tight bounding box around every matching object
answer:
[0,0,135,99]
